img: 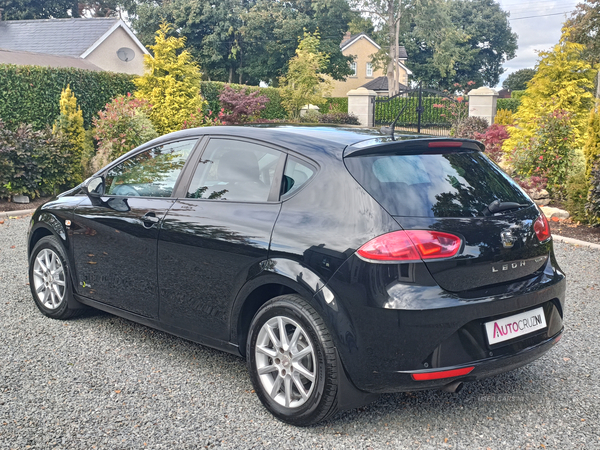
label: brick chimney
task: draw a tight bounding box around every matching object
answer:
[341,31,352,45]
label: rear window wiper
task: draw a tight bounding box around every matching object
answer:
[483,200,531,216]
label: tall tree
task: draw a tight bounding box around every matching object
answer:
[351,0,403,96]
[502,68,536,91]
[403,0,516,90]
[0,0,75,19]
[503,29,596,158]
[134,23,206,134]
[131,0,353,86]
[567,0,600,65]
[279,31,333,119]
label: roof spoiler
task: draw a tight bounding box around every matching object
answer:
[344,138,485,158]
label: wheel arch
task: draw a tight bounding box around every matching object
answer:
[231,258,357,359]
[28,212,68,258]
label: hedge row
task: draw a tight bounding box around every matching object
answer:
[323,97,348,113]
[497,98,521,113]
[0,64,353,129]
[375,96,455,124]
[0,64,136,130]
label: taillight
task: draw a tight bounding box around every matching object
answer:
[357,230,462,262]
[533,211,551,242]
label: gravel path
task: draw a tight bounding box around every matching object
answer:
[1,217,599,449]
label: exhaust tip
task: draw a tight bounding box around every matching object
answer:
[442,381,464,393]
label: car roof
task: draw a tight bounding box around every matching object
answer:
[141,125,424,160]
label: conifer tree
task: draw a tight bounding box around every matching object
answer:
[135,23,206,134]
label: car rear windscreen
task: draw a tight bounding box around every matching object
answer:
[344,150,531,218]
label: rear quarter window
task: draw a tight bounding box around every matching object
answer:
[345,149,530,218]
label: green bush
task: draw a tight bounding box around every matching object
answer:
[454,116,489,139]
[0,64,136,130]
[323,97,348,113]
[0,120,73,199]
[497,98,520,113]
[508,109,576,199]
[299,110,321,123]
[565,162,589,223]
[511,90,526,99]
[319,112,360,125]
[91,95,158,173]
[200,81,287,121]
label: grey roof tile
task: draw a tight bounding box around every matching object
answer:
[361,76,408,92]
[0,18,119,57]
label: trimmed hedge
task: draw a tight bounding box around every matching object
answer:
[200,81,287,121]
[497,98,520,113]
[323,97,348,113]
[375,96,454,125]
[0,64,136,130]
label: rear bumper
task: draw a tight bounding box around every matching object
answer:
[376,327,563,393]
[322,253,566,394]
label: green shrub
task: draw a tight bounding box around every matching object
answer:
[511,90,526,99]
[454,116,489,139]
[0,64,135,130]
[319,112,360,125]
[565,161,589,223]
[91,95,158,173]
[0,120,73,199]
[508,109,576,199]
[53,86,86,185]
[300,110,321,123]
[497,98,520,113]
[323,97,348,113]
[588,163,600,226]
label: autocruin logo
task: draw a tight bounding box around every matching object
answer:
[493,313,544,339]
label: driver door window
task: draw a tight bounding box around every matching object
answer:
[105,140,197,197]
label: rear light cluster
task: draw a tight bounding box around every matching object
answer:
[533,210,551,242]
[357,230,462,262]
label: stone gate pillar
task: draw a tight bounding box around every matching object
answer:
[347,87,377,127]
[468,86,499,125]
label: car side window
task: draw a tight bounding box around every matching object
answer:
[186,139,282,202]
[105,140,197,198]
[281,156,315,197]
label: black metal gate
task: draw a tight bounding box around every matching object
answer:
[373,83,461,136]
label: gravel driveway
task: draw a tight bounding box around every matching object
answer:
[1,217,599,449]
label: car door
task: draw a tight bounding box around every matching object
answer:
[157,137,285,341]
[71,139,199,318]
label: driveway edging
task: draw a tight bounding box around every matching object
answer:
[0,208,36,219]
[552,234,600,250]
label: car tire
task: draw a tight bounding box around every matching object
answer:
[29,235,84,320]
[247,294,339,426]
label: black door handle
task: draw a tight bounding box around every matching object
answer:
[141,212,160,227]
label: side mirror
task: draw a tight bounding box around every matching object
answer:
[82,176,105,198]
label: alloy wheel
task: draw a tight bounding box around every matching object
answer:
[32,248,66,310]
[254,316,316,408]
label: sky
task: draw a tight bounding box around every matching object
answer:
[495,0,581,89]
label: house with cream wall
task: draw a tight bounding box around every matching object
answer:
[0,18,149,75]
[331,32,412,98]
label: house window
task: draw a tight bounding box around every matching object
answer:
[366,63,373,77]
[350,62,357,76]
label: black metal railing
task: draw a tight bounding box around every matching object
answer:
[374,83,460,136]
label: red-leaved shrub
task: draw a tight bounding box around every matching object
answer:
[218,85,269,124]
[474,123,510,164]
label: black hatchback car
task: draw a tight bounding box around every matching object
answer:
[28,125,565,425]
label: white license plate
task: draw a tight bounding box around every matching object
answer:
[485,307,547,345]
